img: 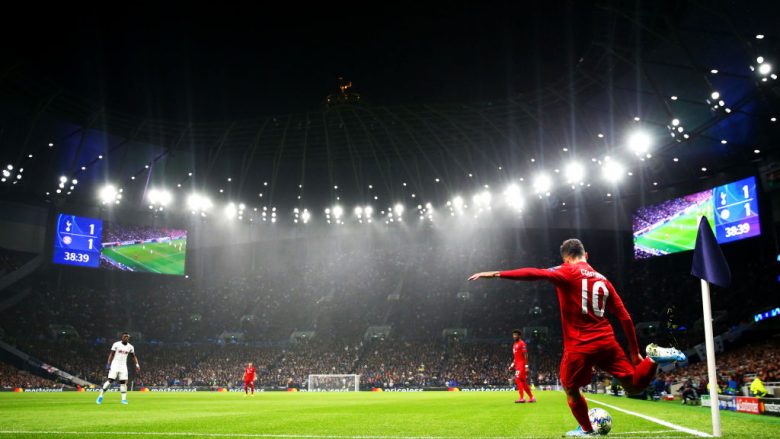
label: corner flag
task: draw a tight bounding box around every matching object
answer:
[691,216,731,288]
[691,215,730,437]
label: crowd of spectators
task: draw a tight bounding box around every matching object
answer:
[1,228,776,392]
[0,363,61,389]
[102,224,186,244]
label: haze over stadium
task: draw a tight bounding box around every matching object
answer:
[0,1,779,438]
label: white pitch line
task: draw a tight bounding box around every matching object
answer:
[587,398,712,438]
[0,431,694,439]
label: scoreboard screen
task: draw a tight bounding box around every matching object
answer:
[632,176,761,259]
[713,176,761,243]
[53,214,103,268]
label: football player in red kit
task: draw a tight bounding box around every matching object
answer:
[469,239,685,436]
[509,329,535,403]
[243,362,256,396]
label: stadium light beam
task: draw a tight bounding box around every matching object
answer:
[394,203,405,216]
[332,205,343,219]
[224,203,237,219]
[503,184,524,211]
[564,162,585,184]
[532,173,552,195]
[627,131,652,155]
[98,184,118,205]
[602,160,625,183]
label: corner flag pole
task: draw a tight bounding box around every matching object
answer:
[691,216,732,437]
[699,278,721,437]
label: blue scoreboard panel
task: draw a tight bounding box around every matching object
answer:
[53,214,103,268]
[713,176,761,244]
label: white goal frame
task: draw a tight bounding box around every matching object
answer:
[307,374,360,392]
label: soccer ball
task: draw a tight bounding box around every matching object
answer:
[588,408,612,435]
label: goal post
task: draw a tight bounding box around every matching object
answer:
[307,374,360,392]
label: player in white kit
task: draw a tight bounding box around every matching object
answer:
[96,332,140,405]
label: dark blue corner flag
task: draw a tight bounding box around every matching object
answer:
[691,216,731,288]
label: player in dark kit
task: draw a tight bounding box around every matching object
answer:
[243,362,256,396]
[469,239,685,436]
[509,329,535,403]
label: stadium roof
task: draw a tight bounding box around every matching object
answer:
[0,1,778,213]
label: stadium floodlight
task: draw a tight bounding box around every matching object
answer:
[564,162,585,185]
[452,196,464,210]
[59,175,67,183]
[394,203,404,216]
[332,205,343,219]
[187,193,212,213]
[354,206,363,217]
[602,159,625,183]
[472,190,492,207]
[301,209,311,223]
[98,184,119,205]
[148,188,172,207]
[364,206,373,217]
[627,131,652,155]
[503,184,523,211]
[224,203,237,219]
[532,173,552,195]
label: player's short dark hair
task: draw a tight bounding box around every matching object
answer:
[121,332,130,336]
[560,239,585,259]
[512,329,522,336]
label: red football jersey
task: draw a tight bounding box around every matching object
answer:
[512,339,527,369]
[500,261,637,356]
[244,366,256,380]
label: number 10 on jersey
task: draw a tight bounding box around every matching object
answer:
[582,279,609,317]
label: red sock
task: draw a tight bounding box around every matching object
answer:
[251,383,254,395]
[523,381,534,399]
[632,357,658,389]
[515,378,525,399]
[567,396,592,432]
[244,384,248,394]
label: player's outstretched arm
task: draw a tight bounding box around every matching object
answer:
[469,267,568,284]
[106,351,114,369]
[468,271,500,280]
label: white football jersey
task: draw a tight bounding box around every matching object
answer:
[110,341,134,368]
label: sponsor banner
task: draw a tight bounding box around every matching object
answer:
[760,398,780,417]
[150,387,198,392]
[736,397,760,414]
[701,395,736,411]
[23,388,64,392]
[381,388,424,392]
[460,387,515,392]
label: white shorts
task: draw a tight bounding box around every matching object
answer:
[108,367,128,381]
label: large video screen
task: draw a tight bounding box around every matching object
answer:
[53,215,187,275]
[101,223,187,275]
[633,176,760,259]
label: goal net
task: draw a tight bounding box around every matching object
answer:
[307,374,360,392]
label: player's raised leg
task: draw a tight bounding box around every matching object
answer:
[646,343,687,365]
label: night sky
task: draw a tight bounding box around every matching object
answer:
[4,2,624,121]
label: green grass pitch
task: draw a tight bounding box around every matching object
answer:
[634,203,714,256]
[101,239,186,275]
[1,391,777,438]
